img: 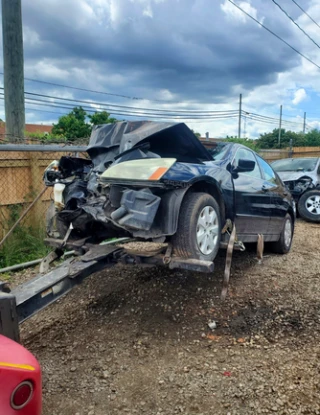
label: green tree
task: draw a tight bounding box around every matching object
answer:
[305,129,320,146]
[88,111,117,125]
[52,107,91,139]
[224,136,258,150]
[256,129,307,149]
[52,107,117,140]
[191,129,201,138]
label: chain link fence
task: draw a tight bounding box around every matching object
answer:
[0,144,87,268]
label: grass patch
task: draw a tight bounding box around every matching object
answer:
[0,204,50,269]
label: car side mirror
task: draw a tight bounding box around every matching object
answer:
[234,159,256,173]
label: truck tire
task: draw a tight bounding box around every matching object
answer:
[172,192,221,262]
[297,190,320,222]
[270,213,293,254]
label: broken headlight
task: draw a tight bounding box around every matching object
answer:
[100,158,176,182]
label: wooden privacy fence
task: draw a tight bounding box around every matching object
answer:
[259,146,320,162]
[0,146,86,238]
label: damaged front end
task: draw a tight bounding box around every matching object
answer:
[44,155,126,242]
[282,176,316,201]
[43,121,211,245]
[98,158,191,240]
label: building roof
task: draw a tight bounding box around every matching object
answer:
[0,122,52,138]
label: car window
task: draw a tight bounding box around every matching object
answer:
[233,148,262,179]
[257,156,278,184]
[207,142,232,161]
[272,157,318,172]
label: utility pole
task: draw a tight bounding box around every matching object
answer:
[278,105,282,148]
[303,112,306,134]
[238,93,242,139]
[1,0,25,142]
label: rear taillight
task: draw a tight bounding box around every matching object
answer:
[11,381,34,410]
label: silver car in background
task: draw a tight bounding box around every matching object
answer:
[272,157,320,223]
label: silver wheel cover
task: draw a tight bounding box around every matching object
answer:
[196,206,219,255]
[284,218,292,248]
[305,194,320,215]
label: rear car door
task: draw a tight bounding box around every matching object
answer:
[256,155,289,238]
[232,148,271,241]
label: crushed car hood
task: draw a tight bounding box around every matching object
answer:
[87,121,212,171]
[277,171,313,182]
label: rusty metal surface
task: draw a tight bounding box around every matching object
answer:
[80,245,121,263]
[221,224,236,301]
[168,258,214,273]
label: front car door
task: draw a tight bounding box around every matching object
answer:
[232,148,272,242]
[256,155,291,239]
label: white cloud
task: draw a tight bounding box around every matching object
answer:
[143,5,153,18]
[16,0,320,138]
[221,0,260,23]
[292,88,307,105]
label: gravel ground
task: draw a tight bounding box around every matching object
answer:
[11,220,320,414]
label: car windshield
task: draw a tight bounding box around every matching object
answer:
[207,142,231,161]
[272,158,318,172]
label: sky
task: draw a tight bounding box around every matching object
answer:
[1,0,320,138]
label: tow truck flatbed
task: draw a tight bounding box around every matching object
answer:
[0,237,216,343]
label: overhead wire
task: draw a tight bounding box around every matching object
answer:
[0,72,147,102]
[290,0,320,31]
[227,0,320,70]
[22,89,237,115]
[271,0,320,50]
[0,94,238,121]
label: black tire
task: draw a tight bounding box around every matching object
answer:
[270,213,293,254]
[297,190,320,223]
[172,192,222,261]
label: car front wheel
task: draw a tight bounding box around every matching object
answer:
[297,190,320,222]
[172,192,222,262]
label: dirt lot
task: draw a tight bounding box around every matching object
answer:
[15,220,320,415]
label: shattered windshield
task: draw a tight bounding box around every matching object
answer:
[207,142,231,161]
[272,158,318,172]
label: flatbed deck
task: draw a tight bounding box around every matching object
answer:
[0,237,216,342]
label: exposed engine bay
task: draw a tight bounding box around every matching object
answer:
[284,176,316,197]
[44,121,213,243]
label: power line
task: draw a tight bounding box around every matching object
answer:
[248,113,300,126]
[271,0,320,50]
[0,91,308,126]
[22,90,237,115]
[227,0,320,70]
[0,71,219,106]
[0,72,147,102]
[0,87,239,118]
[242,110,306,127]
[290,0,320,31]
[0,94,239,121]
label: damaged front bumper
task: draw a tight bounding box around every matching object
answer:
[102,182,189,239]
[283,177,315,201]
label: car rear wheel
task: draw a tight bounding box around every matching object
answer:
[297,190,320,222]
[172,192,222,261]
[270,213,293,254]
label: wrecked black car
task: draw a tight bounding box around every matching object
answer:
[272,157,320,223]
[44,121,295,262]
